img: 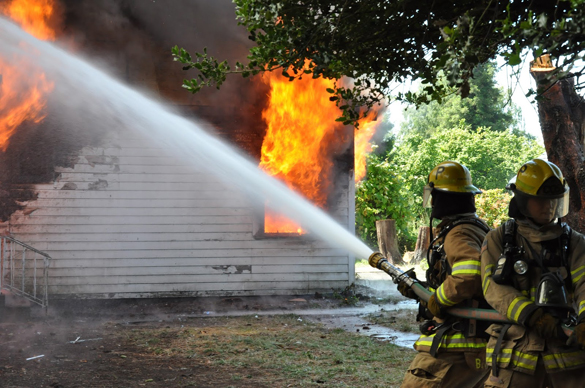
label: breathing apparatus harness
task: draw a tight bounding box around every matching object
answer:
[491,219,573,320]
[490,219,573,378]
[426,217,490,289]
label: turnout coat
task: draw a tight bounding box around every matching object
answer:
[481,219,585,374]
[414,214,489,354]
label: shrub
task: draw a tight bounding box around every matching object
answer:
[475,188,512,228]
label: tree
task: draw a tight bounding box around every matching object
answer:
[356,125,543,250]
[355,154,413,250]
[401,62,522,136]
[172,1,585,125]
[393,126,543,230]
[530,56,585,231]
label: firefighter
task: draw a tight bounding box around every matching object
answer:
[481,158,585,387]
[400,161,491,387]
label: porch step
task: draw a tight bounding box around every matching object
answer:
[1,290,32,308]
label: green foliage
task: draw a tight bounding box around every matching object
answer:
[402,63,523,136]
[475,189,512,229]
[171,46,235,92]
[355,155,416,250]
[172,1,585,126]
[355,126,543,251]
[391,125,544,221]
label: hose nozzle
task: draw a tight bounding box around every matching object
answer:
[369,252,386,269]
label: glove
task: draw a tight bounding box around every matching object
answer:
[427,293,447,319]
[567,322,585,349]
[397,282,418,300]
[396,269,419,300]
[527,309,561,339]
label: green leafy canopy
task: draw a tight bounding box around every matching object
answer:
[172,0,585,126]
[356,125,544,249]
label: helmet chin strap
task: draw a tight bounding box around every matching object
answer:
[429,213,434,244]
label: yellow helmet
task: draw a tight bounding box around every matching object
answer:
[507,159,569,221]
[510,159,567,197]
[423,161,480,207]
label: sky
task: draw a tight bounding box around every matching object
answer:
[386,58,544,143]
[495,57,543,141]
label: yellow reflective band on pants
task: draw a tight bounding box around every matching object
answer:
[486,347,538,373]
[543,350,585,370]
[415,332,487,353]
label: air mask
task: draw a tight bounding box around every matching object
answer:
[535,271,572,311]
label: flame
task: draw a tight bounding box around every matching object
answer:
[259,64,381,233]
[0,0,59,151]
[1,0,58,41]
[0,64,53,151]
[354,111,379,182]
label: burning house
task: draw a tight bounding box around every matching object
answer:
[0,0,378,302]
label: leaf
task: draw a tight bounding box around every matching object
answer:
[507,53,521,66]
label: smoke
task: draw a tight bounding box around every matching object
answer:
[66,0,269,160]
[60,0,268,131]
[0,0,270,221]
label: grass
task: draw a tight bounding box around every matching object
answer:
[123,314,415,387]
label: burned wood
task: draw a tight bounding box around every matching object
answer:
[412,226,431,265]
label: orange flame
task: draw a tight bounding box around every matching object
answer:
[0,0,59,151]
[354,111,379,182]
[2,0,58,41]
[260,64,380,233]
[0,64,53,151]
[259,68,339,234]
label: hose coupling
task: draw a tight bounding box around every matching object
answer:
[368,252,386,269]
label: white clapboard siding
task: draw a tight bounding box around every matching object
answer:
[53,173,226,184]
[47,281,348,298]
[5,133,356,299]
[49,264,348,277]
[46,248,349,260]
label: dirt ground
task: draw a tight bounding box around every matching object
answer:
[0,293,416,388]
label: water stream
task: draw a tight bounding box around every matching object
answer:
[0,17,374,261]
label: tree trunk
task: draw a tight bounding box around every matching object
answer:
[375,219,404,265]
[412,226,431,264]
[531,55,585,232]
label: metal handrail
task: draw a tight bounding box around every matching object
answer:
[1,236,51,308]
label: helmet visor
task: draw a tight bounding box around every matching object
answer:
[515,189,570,222]
[422,185,433,208]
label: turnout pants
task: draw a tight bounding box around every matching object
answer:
[401,351,488,388]
[484,364,585,388]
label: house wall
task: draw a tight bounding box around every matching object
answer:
[0,0,356,299]
[1,130,355,299]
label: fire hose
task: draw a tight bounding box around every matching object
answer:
[368,252,574,336]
